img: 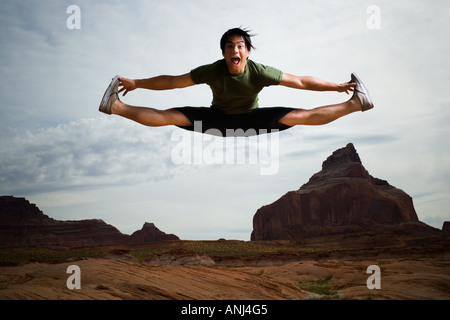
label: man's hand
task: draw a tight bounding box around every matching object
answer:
[118,77,137,96]
[337,82,356,95]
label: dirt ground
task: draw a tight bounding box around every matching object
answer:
[1,242,449,300]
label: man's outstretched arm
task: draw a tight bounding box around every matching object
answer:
[118,73,195,96]
[280,73,355,94]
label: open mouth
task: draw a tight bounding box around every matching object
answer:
[231,57,241,66]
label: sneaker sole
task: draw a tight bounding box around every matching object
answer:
[351,73,374,112]
[99,75,120,114]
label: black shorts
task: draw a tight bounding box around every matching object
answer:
[174,106,294,137]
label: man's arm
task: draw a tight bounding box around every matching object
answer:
[118,73,195,96]
[280,73,355,94]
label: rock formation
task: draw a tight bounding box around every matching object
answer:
[0,196,178,247]
[251,143,436,241]
[128,222,179,243]
[443,221,450,234]
[147,248,216,266]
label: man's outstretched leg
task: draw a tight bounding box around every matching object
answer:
[99,75,191,127]
[279,96,361,126]
[112,99,192,127]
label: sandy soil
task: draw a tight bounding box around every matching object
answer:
[1,256,449,300]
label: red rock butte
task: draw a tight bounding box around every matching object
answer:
[251,143,435,241]
[0,196,178,248]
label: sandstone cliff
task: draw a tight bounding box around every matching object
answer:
[251,143,436,241]
[0,196,179,247]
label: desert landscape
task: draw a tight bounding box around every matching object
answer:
[0,237,449,300]
[1,144,449,301]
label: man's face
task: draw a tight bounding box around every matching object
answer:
[222,35,250,74]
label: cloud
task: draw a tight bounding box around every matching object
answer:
[0,117,191,195]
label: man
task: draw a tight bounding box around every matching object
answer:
[99,28,373,136]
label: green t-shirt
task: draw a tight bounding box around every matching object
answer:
[190,59,283,114]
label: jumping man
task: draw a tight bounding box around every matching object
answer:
[99,28,373,136]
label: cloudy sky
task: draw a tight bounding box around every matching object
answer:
[1,0,449,240]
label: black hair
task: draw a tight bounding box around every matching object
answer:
[220,27,255,53]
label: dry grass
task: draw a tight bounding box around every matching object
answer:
[0,247,105,265]
[0,240,357,265]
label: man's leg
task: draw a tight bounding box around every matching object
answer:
[111,99,192,127]
[279,95,361,126]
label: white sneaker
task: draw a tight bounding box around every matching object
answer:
[99,75,120,115]
[351,73,374,112]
